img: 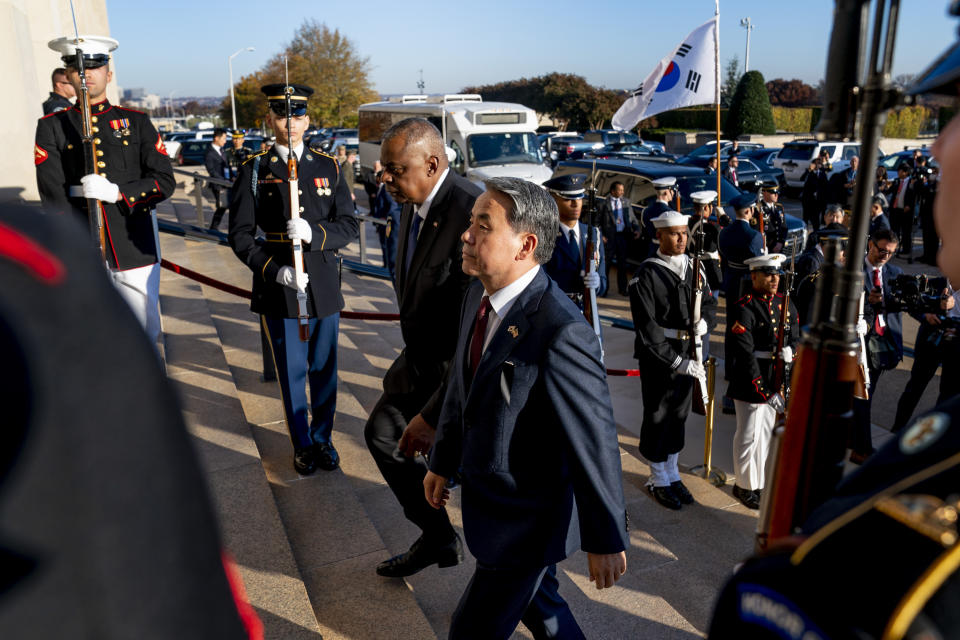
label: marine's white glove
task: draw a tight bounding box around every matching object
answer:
[677,358,705,379]
[583,271,601,290]
[80,173,120,203]
[695,318,709,336]
[781,346,793,364]
[287,218,313,244]
[856,319,869,336]
[276,266,309,292]
[767,392,786,414]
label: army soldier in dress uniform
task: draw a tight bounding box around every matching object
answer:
[718,192,764,302]
[228,83,359,475]
[757,181,787,253]
[629,210,716,510]
[641,176,678,258]
[35,35,174,346]
[725,253,799,509]
[224,129,250,179]
[542,173,607,302]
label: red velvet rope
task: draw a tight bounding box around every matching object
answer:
[159,259,638,375]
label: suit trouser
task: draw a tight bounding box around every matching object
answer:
[209,186,227,230]
[606,232,630,293]
[919,204,939,260]
[110,262,161,346]
[890,206,914,256]
[377,230,398,284]
[893,328,960,431]
[852,364,884,454]
[733,400,776,491]
[363,391,455,543]
[262,314,339,450]
[449,563,584,640]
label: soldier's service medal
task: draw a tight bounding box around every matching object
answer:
[110,118,130,138]
[315,178,324,196]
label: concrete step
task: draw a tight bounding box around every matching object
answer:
[157,220,322,638]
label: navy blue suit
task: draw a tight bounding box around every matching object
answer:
[543,222,608,300]
[853,260,904,455]
[431,270,627,639]
[718,219,764,300]
[370,183,401,283]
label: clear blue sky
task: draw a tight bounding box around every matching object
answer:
[105,0,955,98]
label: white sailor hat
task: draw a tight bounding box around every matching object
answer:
[651,176,677,190]
[745,253,787,273]
[651,210,690,228]
[49,35,118,68]
[690,190,717,204]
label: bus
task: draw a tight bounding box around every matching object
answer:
[357,94,552,190]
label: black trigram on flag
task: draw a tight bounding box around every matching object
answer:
[685,70,702,93]
[676,43,692,58]
[631,85,644,99]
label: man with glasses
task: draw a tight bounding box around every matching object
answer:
[228,83,358,475]
[852,228,904,464]
[36,36,174,346]
[42,67,75,115]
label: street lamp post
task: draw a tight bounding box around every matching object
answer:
[168,90,177,119]
[739,17,755,72]
[229,46,256,131]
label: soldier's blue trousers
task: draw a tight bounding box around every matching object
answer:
[262,313,339,449]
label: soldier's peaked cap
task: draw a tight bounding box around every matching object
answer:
[49,35,118,68]
[652,211,690,228]
[652,176,677,190]
[691,190,717,204]
[730,192,757,210]
[761,181,780,193]
[542,174,587,199]
[746,253,787,273]
[262,83,314,116]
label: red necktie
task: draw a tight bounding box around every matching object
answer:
[873,268,885,336]
[469,296,492,377]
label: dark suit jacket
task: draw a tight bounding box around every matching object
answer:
[543,222,608,298]
[385,170,482,425]
[599,196,638,239]
[430,271,628,567]
[863,260,904,357]
[869,212,891,238]
[887,177,917,212]
[204,145,228,185]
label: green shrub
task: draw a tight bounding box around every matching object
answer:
[883,106,931,138]
[771,107,814,133]
[725,71,776,137]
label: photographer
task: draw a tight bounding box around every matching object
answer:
[852,228,904,463]
[892,283,960,431]
[919,165,941,264]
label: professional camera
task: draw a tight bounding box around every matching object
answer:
[888,273,949,314]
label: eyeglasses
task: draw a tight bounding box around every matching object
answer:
[874,246,896,256]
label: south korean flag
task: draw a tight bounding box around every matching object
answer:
[612,17,718,131]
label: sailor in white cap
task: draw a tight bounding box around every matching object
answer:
[640,176,678,257]
[628,209,716,510]
[724,252,799,509]
[36,34,174,347]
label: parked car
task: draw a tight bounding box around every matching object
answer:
[773,139,861,188]
[538,131,581,161]
[677,155,785,190]
[676,140,764,164]
[584,142,675,162]
[878,148,936,180]
[551,137,604,162]
[173,136,264,168]
[738,147,782,170]
[551,158,806,262]
[582,129,666,153]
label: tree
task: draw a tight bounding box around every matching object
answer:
[725,70,776,137]
[721,56,741,107]
[221,20,379,129]
[220,70,268,130]
[892,73,916,90]
[765,78,820,107]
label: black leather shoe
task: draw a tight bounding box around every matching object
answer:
[733,485,760,509]
[316,442,340,471]
[376,534,463,577]
[648,484,682,510]
[293,446,319,476]
[671,480,694,505]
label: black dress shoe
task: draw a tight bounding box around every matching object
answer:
[671,480,694,505]
[648,484,682,510]
[293,446,319,475]
[733,485,760,510]
[316,442,340,471]
[376,534,463,577]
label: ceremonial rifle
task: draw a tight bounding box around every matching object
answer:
[855,292,871,399]
[756,199,767,254]
[70,0,106,259]
[284,58,311,342]
[758,0,902,551]
[771,241,798,405]
[688,221,708,416]
[583,161,602,349]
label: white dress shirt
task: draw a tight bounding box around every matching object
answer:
[412,167,450,241]
[273,142,304,163]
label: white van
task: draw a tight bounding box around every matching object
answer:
[357,94,552,189]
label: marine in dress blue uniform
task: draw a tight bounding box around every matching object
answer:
[542,173,608,302]
[228,83,359,475]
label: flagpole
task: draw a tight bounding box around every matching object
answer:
[715,0,722,203]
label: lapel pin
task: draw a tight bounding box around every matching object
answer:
[507,326,519,338]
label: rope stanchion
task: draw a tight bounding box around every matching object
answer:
[690,357,727,487]
[606,368,641,377]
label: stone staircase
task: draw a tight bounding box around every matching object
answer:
[153,179,789,639]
